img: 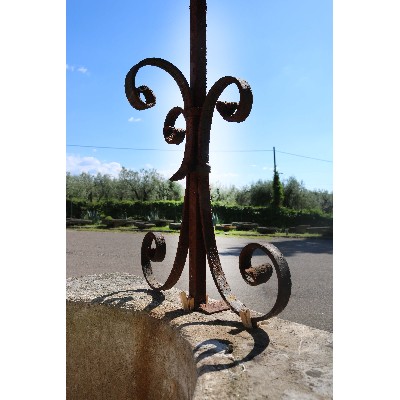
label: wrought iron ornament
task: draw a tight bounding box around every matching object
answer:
[125,0,291,328]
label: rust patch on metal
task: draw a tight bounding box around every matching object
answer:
[199,300,230,314]
[163,106,186,145]
[244,264,273,286]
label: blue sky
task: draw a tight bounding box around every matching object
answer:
[5,2,400,395]
[67,0,332,191]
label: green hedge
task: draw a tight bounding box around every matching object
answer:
[211,203,332,228]
[67,199,184,222]
[66,199,332,228]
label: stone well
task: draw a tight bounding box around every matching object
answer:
[67,273,332,399]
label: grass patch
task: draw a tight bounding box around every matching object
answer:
[213,229,323,239]
[66,224,326,239]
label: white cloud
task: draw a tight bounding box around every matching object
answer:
[66,155,122,177]
[128,117,141,122]
[66,64,89,74]
[77,66,88,74]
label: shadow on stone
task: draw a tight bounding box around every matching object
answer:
[91,288,270,378]
[91,288,166,311]
[165,313,270,377]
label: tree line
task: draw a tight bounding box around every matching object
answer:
[66,167,183,202]
[211,174,333,214]
[67,167,333,214]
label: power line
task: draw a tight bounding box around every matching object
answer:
[66,144,332,162]
[66,144,271,153]
[275,150,332,163]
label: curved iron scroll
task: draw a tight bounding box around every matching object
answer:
[125,56,291,328]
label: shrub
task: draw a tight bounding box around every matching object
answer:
[66,199,332,229]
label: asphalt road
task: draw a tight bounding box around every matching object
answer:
[66,230,333,332]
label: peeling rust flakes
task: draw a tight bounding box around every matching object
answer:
[199,300,230,314]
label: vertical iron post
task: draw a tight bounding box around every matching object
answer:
[188,0,207,308]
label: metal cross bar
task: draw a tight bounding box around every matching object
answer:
[125,0,291,328]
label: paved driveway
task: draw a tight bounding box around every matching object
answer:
[67,230,333,332]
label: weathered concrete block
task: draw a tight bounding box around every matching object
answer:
[67,273,332,399]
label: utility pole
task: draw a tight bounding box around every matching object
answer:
[273,146,277,173]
